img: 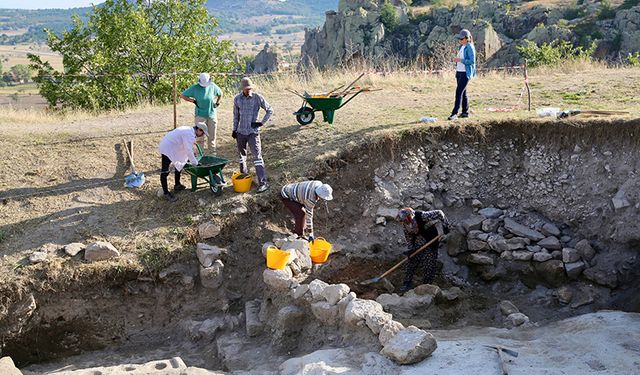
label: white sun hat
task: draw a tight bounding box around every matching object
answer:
[198,72,211,87]
[315,183,333,201]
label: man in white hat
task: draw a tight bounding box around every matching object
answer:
[232,76,273,193]
[158,122,207,202]
[180,72,223,154]
[280,180,333,240]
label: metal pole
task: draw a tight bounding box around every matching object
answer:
[173,68,177,129]
[524,59,531,111]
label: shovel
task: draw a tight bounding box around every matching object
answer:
[360,235,442,287]
[123,139,145,188]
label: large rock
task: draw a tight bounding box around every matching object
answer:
[379,320,405,346]
[503,218,545,241]
[565,261,586,279]
[377,293,433,318]
[499,300,519,316]
[446,230,467,256]
[29,251,49,264]
[196,243,227,267]
[376,206,399,220]
[575,239,596,262]
[538,236,561,250]
[534,260,567,287]
[615,6,640,56]
[482,219,500,233]
[462,216,485,232]
[310,301,340,325]
[245,300,263,337]
[272,305,306,353]
[64,242,85,256]
[512,250,533,261]
[506,312,530,327]
[0,357,22,375]
[562,248,581,263]
[263,268,293,291]
[381,326,437,365]
[199,260,224,289]
[468,253,494,265]
[478,207,503,219]
[84,241,120,261]
[344,298,384,326]
[506,237,530,250]
[541,223,561,237]
[322,283,350,305]
[198,222,221,239]
[308,279,330,301]
[467,239,490,252]
[488,235,509,253]
[533,252,553,262]
[583,268,617,289]
[365,308,393,335]
[246,43,279,74]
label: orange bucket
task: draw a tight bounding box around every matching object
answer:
[309,238,332,264]
[232,171,253,193]
[266,246,291,270]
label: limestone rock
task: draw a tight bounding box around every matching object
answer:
[196,243,227,267]
[575,239,596,262]
[468,253,494,265]
[471,199,483,209]
[506,237,530,250]
[488,235,509,253]
[533,252,553,262]
[478,207,503,219]
[534,260,567,287]
[414,284,441,298]
[64,242,85,256]
[462,216,485,232]
[562,248,581,263]
[84,241,120,262]
[273,305,306,354]
[512,250,533,261]
[506,312,530,327]
[504,218,545,241]
[467,239,490,252]
[446,230,467,256]
[246,43,279,74]
[565,261,586,279]
[538,236,561,250]
[482,219,500,233]
[376,207,399,220]
[583,268,617,289]
[527,245,542,253]
[377,293,433,318]
[199,260,224,289]
[381,326,437,365]
[309,279,330,301]
[322,283,350,305]
[198,222,221,239]
[365,308,393,334]
[310,301,340,325]
[379,320,405,346]
[263,268,293,291]
[499,300,519,316]
[0,357,22,375]
[541,223,561,237]
[344,298,383,326]
[291,284,310,300]
[438,287,463,303]
[29,251,49,264]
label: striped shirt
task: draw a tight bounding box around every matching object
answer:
[233,91,273,135]
[281,180,323,236]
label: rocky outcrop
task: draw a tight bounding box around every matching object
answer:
[615,5,640,56]
[246,43,280,74]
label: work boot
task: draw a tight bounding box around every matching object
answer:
[164,192,177,202]
[460,112,469,118]
[174,183,187,192]
[447,114,458,120]
[257,183,269,193]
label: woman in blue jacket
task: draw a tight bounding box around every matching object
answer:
[448,29,476,120]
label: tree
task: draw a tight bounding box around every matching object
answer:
[29,0,236,111]
[10,64,31,82]
[380,0,400,33]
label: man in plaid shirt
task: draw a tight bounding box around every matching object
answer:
[396,207,451,293]
[232,77,273,193]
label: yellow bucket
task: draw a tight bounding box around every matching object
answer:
[309,238,332,264]
[266,246,291,270]
[232,171,253,193]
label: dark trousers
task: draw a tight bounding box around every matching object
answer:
[404,226,440,289]
[451,71,469,116]
[160,154,181,194]
[282,197,306,236]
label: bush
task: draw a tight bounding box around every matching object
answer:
[597,0,616,20]
[517,40,596,68]
[380,0,400,32]
[628,52,640,67]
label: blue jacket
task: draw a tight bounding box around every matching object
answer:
[460,43,476,79]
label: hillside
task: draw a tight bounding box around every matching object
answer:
[0,0,339,44]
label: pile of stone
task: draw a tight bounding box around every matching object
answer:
[259,238,437,365]
[27,241,120,265]
[449,207,617,290]
[376,284,463,319]
[499,300,531,328]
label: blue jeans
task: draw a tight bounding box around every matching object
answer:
[451,71,469,116]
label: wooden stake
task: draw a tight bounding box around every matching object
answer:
[173,68,177,129]
[524,59,531,111]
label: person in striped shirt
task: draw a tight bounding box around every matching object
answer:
[281,180,333,240]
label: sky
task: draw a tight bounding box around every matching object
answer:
[0,0,96,9]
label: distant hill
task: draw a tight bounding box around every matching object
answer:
[0,0,339,44]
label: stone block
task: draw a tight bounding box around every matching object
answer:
[321,283,350,305]
[85,241,120,262]
[196,243,227,267]
[541,223,561,237]
[478,207,503,219]
[503,218,545,241]
[309,279,329,301]
[462,216,485,232]
[200,260,224,289]
[245,300,263,337]
[310,301,340,325]
[344,298,383,326]
[533,252,553,262]
[381,326,437,365]
[378,320,405,346]
[575,239,596,262]
[538,236,562,250]
[263,268,293,291]
[564,261,585,279]
[562,248,581,263]
[468,253,494,265]
[198,222,221,239]
[64,242,85,256]
[506,312,529,327]
[512,250,533,261]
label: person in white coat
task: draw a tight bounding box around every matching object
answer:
[158,122,207,202]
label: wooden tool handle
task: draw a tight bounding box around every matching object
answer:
[379,235,442,279]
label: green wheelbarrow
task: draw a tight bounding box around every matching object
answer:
[183,145,229,196]
[287,73,379,125]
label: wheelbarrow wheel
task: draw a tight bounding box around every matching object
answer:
[210,174,223,196]
[296,106,315,125]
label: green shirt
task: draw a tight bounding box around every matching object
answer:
[182,83,222,118]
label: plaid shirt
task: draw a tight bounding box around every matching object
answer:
[233,91,273,135]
